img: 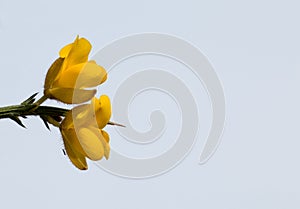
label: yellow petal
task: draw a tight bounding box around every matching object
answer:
[100,130,110,159]
[71,104,91,125]
[48,88,96,104]
[101,73,107,84]
[101,130,110,143]
[55,62,107,89]
[89,60,107,84]
[64,141,87,170]
[61,127,86,155]
[78,127,104,160]
[44,57,64,89]
[59,43,73,58]
[60,110,74,130]
[68,104,98,130]
[62,37,91,70]
[61,128,87,170]
[61,105,90,130]
[93,95,111,129]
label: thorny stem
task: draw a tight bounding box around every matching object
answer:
[0,103,68,119]
[0,100,124,128]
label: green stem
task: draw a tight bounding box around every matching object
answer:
[0,104,34,119]
[0,103,68,119]
[0,104,124,125]
[0,102,70,129]
[0,98,124,128]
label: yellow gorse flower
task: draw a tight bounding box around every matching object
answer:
[44,36,107,104]
[0,35,119,171]
[60,95,112,170]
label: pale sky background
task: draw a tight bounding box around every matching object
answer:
[0,0,300,208]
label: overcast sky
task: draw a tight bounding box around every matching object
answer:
[0,0,299,208]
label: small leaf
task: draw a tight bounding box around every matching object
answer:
[44,57,64,89]
[40,116,50,130]
[10,116,26,128]
[47,88,96,104]
[21,93,39,105]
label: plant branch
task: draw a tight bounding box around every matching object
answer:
[0,93,124,128]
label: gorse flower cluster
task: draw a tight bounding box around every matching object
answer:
[0,36,117,170]
[42,36,112,170]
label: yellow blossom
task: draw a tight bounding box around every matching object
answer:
[44,36,107,104]
[60,95,111,170]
